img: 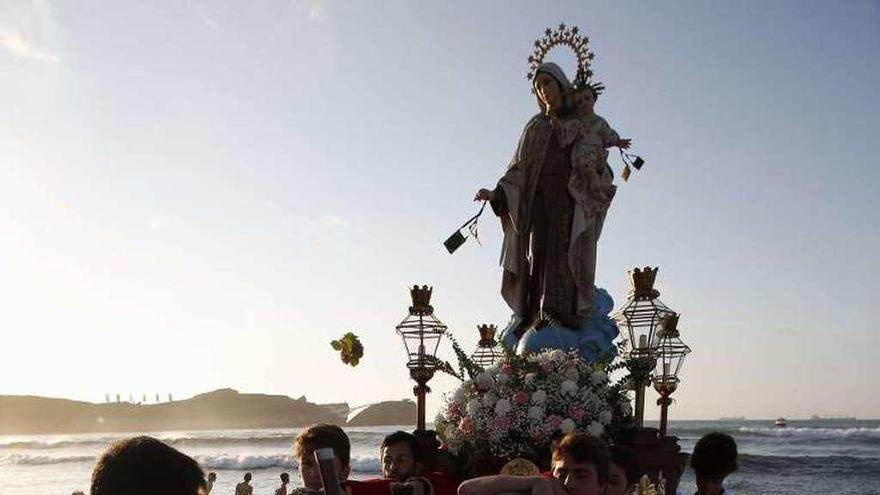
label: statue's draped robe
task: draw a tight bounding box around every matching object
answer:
[491,114,609,329]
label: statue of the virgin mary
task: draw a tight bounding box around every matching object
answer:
[474,26,617,361]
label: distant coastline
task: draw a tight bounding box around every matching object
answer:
[0,388,416,435]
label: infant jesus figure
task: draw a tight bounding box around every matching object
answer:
[559,84,632,220]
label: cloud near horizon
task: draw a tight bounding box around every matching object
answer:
[0,30,59,62]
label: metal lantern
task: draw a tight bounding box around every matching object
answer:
[396,285,448,372]
[612,266,676,427]
[652,313,691,437]
[471,324,503,368]
[613,267,676,354]
[395,285,447,432]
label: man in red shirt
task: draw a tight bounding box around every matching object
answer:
[291,424,391,495]
[458,433,610,495]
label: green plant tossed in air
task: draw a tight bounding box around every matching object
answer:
[330,332,364,367]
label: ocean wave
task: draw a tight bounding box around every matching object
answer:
[739,453,880,476]
[0,453,96,465]
[0,430,391,451]
[195,454,381,472]
[0,452,382,472]
[737,426,880,440]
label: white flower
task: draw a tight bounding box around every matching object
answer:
[550,349,566,362]
[531,390,547,404]
[498,373,511,385]
[588,421,604,436]
[524,372,537,385]
[466,399,481,415]
[590,370,608,386]
[483,391,498,408]
[564,367,579,381]
[560,380,578,396]
[560,418,576,434]
[528,406,545,420]
[476,372,494,390]
[599,410,613,425]
[494,398,512,416]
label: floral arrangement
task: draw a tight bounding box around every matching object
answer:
[436,348,633,467]
[330,332,364,367]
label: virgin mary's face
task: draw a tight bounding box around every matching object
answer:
[534,72,563,113]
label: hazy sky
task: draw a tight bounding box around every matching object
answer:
[1,0,878,420]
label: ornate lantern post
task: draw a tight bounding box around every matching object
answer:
[652,314,691,438]
[471,324,503,368]
[395,285,447,470]
[612,267,676,427]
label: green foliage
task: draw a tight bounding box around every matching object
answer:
[330,332,364,367]
[436,332,484,382]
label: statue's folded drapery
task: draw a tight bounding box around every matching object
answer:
[491,113,612,330]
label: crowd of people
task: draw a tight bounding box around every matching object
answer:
[70,425,738,495]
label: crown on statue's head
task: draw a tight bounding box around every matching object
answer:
[628,266,660,299]
[409,285,434,315]
[477,324,498,347]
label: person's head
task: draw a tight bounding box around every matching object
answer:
[294,424,351,490]
[691,432,738,495]
[550,433,610,495]
[607,446,640,495]
[380,431,419,481]
[207,473,217,483]
[533,62,573,116]
[90,436,205,495]
[280,472,290,484]
[243,473,252,483]
[573,87,596,117]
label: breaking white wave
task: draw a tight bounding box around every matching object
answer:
[0,454,96,465]
[738,427,880,439]
[0,452,382,472]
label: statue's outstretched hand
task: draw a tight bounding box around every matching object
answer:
[475,188,494,202]
[617,138,632,150]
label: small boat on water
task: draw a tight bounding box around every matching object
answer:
[774,417,787,428]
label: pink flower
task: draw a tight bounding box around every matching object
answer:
[530,428,546,442]
[547,414,563,430]
[446,402,460,417]
[460,416,474,434]
[540,361,554,373]
[493,416,510,430]
[500,363,514,374]
[569,405,585,421]
[513,391,529,406]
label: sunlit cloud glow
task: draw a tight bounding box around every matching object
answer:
[0,30,59,62]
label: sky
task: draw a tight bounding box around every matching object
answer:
[1,0,878,421]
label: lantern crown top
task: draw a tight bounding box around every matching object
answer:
[409,285,434,315]
[628,266,660,299]
[658,313,680,338]
[477,324,498,347]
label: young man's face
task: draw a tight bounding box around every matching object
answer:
[552,454,604,495]
[298,450,351,491]
[605,462,632,495]
[381,441,416,481]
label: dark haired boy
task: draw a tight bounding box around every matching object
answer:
[90,436,206,495]
[292,423,390,495]
[607,446,640,495]
[690,432,738,495]
[458,432,609,495]
[378,430,457,495]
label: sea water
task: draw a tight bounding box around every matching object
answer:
[1,421,878,494]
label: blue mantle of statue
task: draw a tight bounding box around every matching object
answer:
[498,287,619,363]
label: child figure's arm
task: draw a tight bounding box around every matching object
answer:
[597,116,631,149]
